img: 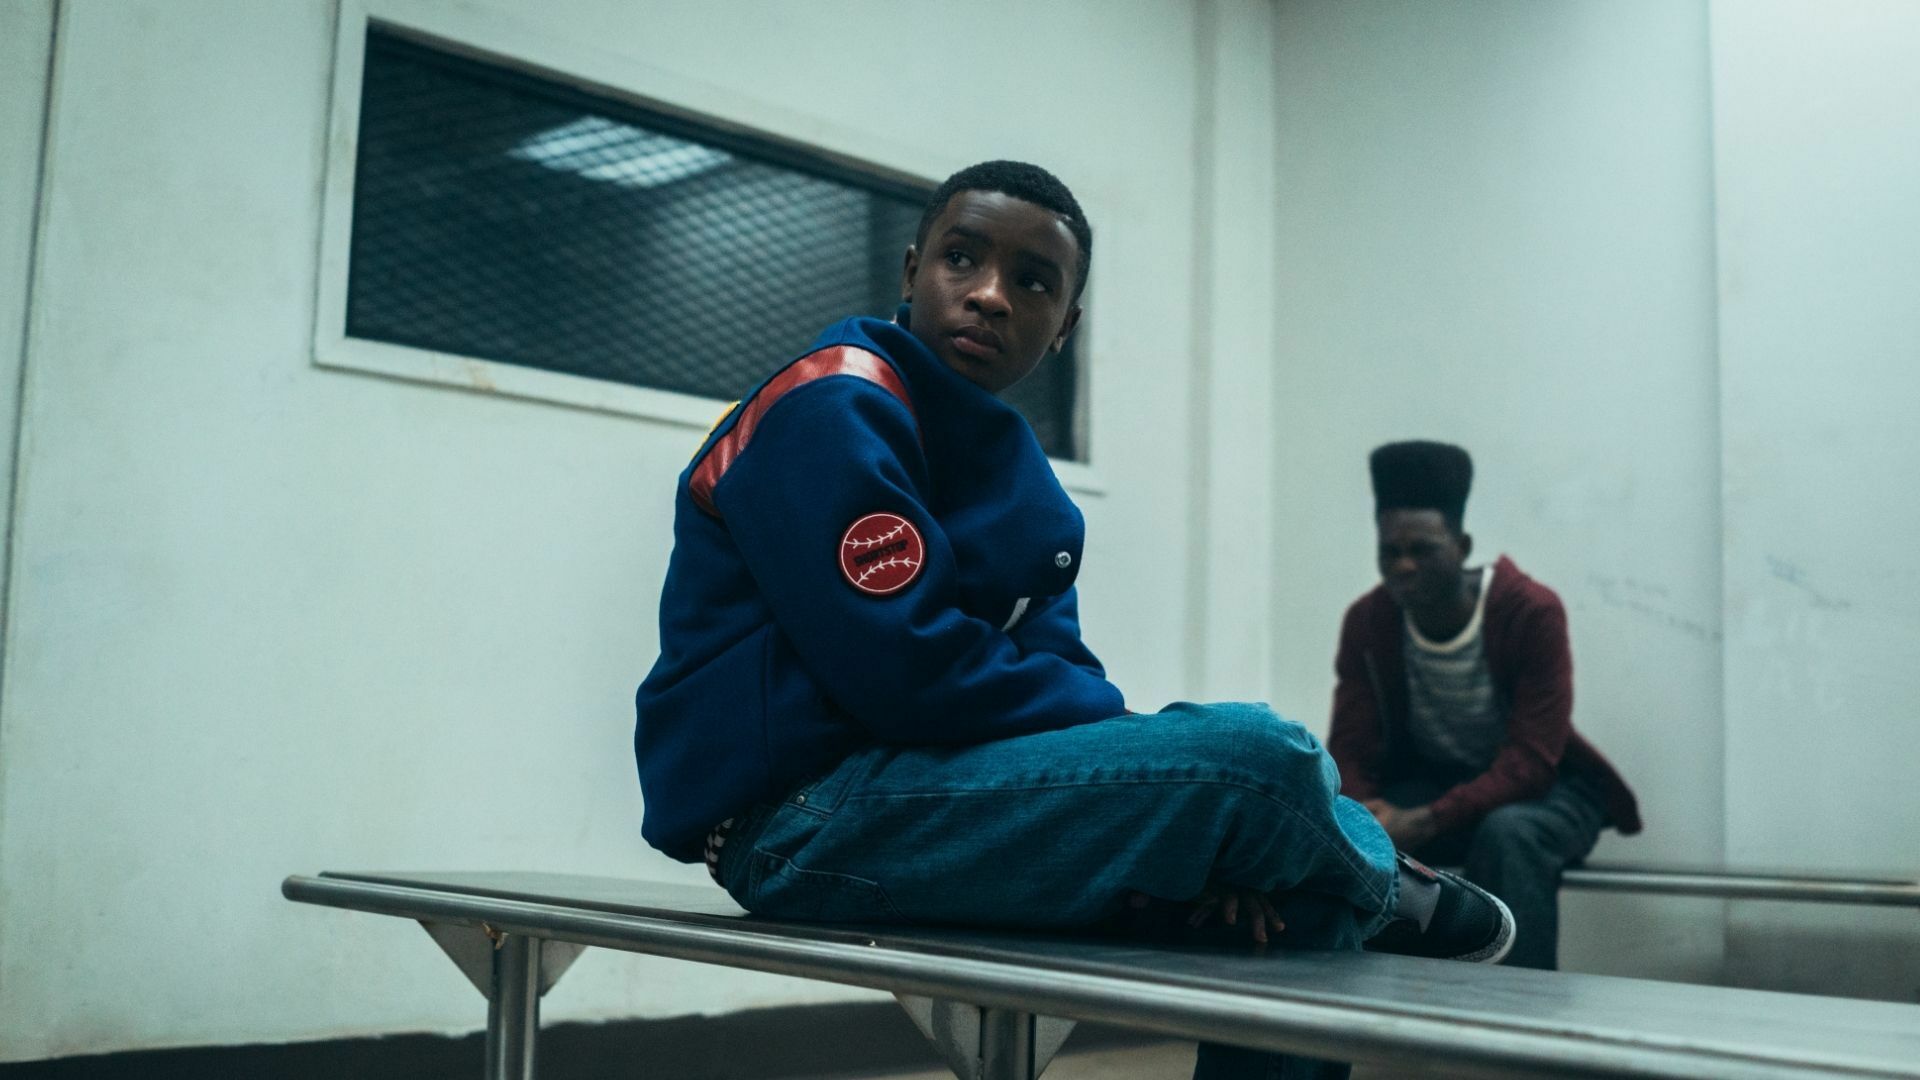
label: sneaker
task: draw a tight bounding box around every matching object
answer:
[1364,853,1515,964]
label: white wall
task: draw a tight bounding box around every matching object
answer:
[1188,0,1280,701]
[1710,0,1920,1001]
[0,0,53,641]
[0,0,1272,1060]
[1268,0,1728,983]
[9,0,1918,1062]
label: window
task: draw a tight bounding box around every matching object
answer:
[344,29,1084,460]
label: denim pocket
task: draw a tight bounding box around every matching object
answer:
[748,852,906,924]
[786,775,830,812]
[781,748,873,816]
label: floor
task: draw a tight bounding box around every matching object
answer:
[823,1040,1442,1079]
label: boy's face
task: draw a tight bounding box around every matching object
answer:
[1376,509,1472,612]
[901,190,1083,394]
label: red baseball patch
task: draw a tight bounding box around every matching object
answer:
[839,512,925,596]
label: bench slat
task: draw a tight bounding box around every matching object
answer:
[284,872,1920,1080]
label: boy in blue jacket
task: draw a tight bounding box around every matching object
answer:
[637,161,1512,1080]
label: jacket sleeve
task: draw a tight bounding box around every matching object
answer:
[712,378,1126,745]
[1326,602,1384,801]
[1005,588,1107,679]
[1425,596,1571,831]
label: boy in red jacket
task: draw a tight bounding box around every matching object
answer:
[1327,440,1641,970]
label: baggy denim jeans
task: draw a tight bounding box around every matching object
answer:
[712,702,1400,1080]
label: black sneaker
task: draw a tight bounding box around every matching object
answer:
[1364,854,1516,963]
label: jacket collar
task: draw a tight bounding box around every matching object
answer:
[855,306,1042,480]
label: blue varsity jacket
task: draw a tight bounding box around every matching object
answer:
[634,309,1127,861]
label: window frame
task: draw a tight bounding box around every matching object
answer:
[314,0,1101,486]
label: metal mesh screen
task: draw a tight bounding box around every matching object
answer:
[347,30,1083,459]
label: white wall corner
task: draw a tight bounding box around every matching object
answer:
[1188,0,1279,702]
[0,0,57,630]
[0,0,59,1051]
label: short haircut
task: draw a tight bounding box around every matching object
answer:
[915,160,1093,301]
[1370,440,1474,532]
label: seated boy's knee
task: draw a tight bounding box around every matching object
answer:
[1156,701,1332,786]
[1473,803,1552,853]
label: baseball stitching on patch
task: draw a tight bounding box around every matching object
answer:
[839,513,926,596]
[842,521,908,550]
[855,555,920,587]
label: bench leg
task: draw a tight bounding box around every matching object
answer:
[416,922,582,1079]
[895,994,1075,1080]
[486,934,540,1080]
[979,1007,1037,1080]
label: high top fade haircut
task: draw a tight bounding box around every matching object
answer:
[915,160,1093,302]
[1370,440,1474,533]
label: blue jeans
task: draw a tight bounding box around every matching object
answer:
[713,702,1399,1080]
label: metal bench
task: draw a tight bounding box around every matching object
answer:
[1564,863,1920,908]
[283,870,1920,1080]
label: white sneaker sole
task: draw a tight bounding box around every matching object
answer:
[1451,876,1516,964]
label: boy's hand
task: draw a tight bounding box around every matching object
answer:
[1367,801,1441,850]
[1117,882,1285,945]
[1181,880,1286,944]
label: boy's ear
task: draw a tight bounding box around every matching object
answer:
[1458,532,1474,562]
[900,245,920,302]
[1048,304,1083,355]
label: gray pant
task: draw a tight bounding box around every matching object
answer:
[1382,773,1609,970]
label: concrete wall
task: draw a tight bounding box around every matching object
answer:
[1269,0,1919,998]
[0,0,1274,1060]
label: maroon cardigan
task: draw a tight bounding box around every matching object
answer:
[1326,555,1641,835]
